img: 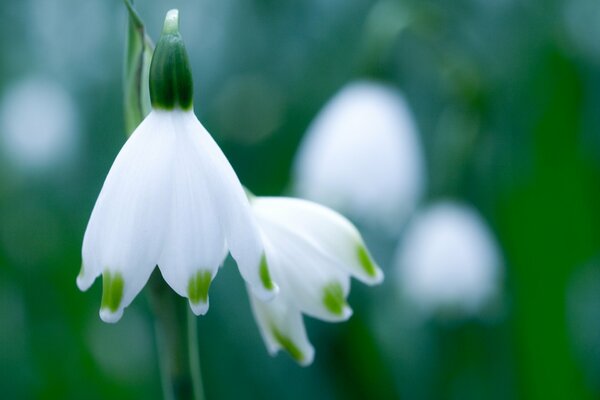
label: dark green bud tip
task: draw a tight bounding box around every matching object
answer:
[149,9,193,110]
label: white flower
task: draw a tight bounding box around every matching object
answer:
[395,201,502,317]
[247,197,383,365]
[0,77,78,171]
[78,10,276,323]
[79,110,276,323]
[293,81,425,233]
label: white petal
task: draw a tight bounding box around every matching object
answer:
[253,197,383,285]
[180,112,277,300]
[248,288,314,366]
[81,111,174,323]
[260,222,352,322]
[157,112,227,315]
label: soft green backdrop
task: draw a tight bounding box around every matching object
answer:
[0,0,598,399]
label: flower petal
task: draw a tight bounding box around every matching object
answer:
[157,112,227,315]
[181,112,277,300]
[81,111,174,322]
[260,222,352,322]
[253,197,383,285]
[248,288,314,366]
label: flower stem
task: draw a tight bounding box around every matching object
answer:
[187,307,204,400]
[147,270,205,400]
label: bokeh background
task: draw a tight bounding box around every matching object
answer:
[1,0,599,399]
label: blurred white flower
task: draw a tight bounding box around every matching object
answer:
[248,197,383,365]
[395,201,502,317]
[293,81,425,233]
[0,77,78,171]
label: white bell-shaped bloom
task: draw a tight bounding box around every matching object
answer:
[247,197,383,365]
[79,110,276,322]
[396,201,502,317]
[293,81,425,233]
[79,10,276,323]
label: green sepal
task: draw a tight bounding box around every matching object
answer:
[149,10,193,111]
[123,0,154,135]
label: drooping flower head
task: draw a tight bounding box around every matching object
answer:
[247,197,383,365]
[294,81,426,233]
[395,201,502,317]
[79,10,277,323]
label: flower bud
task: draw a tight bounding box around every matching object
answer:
[149,9,193,110]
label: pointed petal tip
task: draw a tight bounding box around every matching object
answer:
[99,307,123,324]
[322,303,353,322]
[298,348,315,367]
[322,282,352,321]
[273,346,314,366]
[187,270,212,308]
[271,326,314,366]
[357,244,385,285]
[76,275,91,291]
[77,262,96,291]
[101,271,125,317]
[365,266,385,286]
[189,299,209,316]
[290,342,315,367]
[251,282,279,302]
[258,253,279,297]
[342,305,354,320]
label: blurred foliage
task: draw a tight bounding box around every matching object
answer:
[0,0,599,399]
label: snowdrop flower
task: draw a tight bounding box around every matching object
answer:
[247,197,383,365]
[0,77,78,171]
[396,202,502,317]
[293,81,425,233]
[78,10,276,323]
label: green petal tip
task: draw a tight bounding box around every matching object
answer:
[259,254,275,291]
[323,282,349,317]
[272,327,305,364]
[101,270,124,314]
[188,270,212,305]
[357,244,383,282]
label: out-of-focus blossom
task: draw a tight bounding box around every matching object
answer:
[0,77,78,171]
[396,201,502,317]
[294,81,425,233]
[248,197,383,365]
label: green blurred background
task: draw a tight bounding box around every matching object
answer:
[0,0,599,399]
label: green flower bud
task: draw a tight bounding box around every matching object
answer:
[149,9,193,110]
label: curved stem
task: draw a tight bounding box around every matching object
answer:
[147,270,206,400]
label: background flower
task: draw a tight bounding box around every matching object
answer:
[395,201,502,317]
[293,81,425,234]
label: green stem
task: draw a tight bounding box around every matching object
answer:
[188,308,204,400]
[147,270,205,400]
